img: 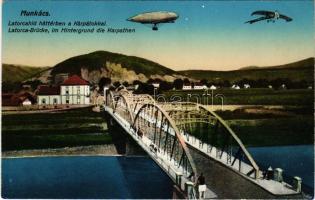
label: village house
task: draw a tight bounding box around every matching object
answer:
[2,92,36,107]
[151,82,160,88]
[182,84,192,90]
[232,84,240,90]
[209,85,217,90]
[244,84,250,89]
[37,75,90,105]
[193,83,207,90]
[37,85,61,105]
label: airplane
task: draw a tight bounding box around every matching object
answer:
[127,11,179,31]
[245,10,292,24]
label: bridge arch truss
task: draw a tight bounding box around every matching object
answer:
[105,90,260,182]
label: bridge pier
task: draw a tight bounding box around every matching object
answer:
[103,112,146,156]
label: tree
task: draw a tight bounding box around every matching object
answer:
[200,79,208,86]
[173,79,183,90]
[160,81,173,91]
[113,81,121,88]
[122,81,129,87]
[98,77,111,90]
[133,80,142,86]
[23,80,43,91]
[147,78,154,84]
[183,78,190,85]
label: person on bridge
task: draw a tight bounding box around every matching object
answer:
[197,173,206,199]
[188,172,196,183]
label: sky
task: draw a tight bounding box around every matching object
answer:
[2,0,314,71]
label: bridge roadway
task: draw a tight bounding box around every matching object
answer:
[103,89,301,199]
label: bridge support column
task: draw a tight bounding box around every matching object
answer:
[175,171,182,189]
[103,112,145,156]
[185,181,195,199]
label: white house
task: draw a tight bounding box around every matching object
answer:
[209,85,217,90]
[232,84,240,90]
[152,82,160,88]
[183,84,192,90]
[37,75,90,105]
[244,84,250,89]
[22,99,32,106]
[194,83,207,90]
[37,85,61,105]
[280,84,286,89]
[60,75,90,105]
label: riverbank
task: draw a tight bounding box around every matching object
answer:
[2,144,119,158]
[189,105,313,147]
[2,107,112,151]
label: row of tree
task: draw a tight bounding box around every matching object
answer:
[98,77,313,93]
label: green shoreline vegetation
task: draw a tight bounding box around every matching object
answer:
[161,88,313,106]
[2,108,112,151]
[2,105,313,151]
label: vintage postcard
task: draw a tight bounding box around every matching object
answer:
[1,0,314,199]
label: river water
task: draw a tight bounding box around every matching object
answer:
[2,156,173,199]
[248,145,314,192]
[2,145,314,198]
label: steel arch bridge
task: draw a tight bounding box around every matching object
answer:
[102,89,300,199]
[105,89,259,176]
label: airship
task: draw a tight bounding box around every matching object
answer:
[127,11,179,31]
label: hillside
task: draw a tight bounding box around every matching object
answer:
[51,51,179,83]
[239,57,314,70]
[180,58,314,83]
[2,64,49,83]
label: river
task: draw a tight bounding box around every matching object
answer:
[2,156,173,199]
[248,145,314,194]
[2,145,314,198]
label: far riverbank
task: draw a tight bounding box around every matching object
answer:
[2,144,119,158]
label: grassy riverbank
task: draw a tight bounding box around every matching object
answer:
[216,107,313,147]
[2,108,112,151]
[162,88,313,105]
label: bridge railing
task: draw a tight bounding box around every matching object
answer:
[162,102,260,180]
[105,91,201,197]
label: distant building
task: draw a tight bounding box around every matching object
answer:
[37,75,90,105]
[152,82,160,88]
[193,83,207,90]
[268,85,273,89]
[280,84,286,89]
[209,85,217,90]
[231,84,240,90]
[2,92,36,106]
[244,84,250,89]
[183,84,192,90]
[37,85,61,105]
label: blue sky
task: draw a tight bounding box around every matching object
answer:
[2,0,314,70]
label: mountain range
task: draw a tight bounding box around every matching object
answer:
[2,51,314,85]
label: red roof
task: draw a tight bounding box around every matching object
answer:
[2,92,36,106]
[61,75,89,86]
[37,85,60,95]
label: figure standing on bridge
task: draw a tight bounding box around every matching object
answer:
[197,173,206,199]
[188,172,196,183]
